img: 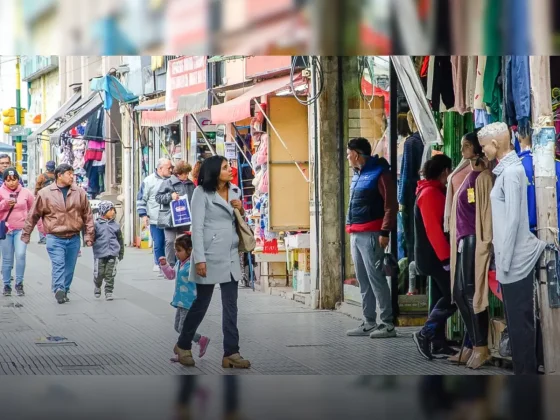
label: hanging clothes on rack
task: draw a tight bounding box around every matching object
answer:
[431,57,455,112]
[504,56,531,136]
[482,56,503,122]
[465,56,478,112]
[451,56,469,115]
[474,56,487,110]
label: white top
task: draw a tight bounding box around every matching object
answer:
[490,151,546,284]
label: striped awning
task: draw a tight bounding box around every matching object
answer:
[177,90,209,114]
[140,110,184,127]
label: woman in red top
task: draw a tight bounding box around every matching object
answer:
[412,154,457,361]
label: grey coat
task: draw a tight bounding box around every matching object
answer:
[491,151,546,284]
[189,184,242,285]
[155,175,196,229]
[93,218,125,260]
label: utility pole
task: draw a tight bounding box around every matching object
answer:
[15,56,22,175]
[534,122,560,375]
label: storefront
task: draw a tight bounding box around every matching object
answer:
[210,57,312,299]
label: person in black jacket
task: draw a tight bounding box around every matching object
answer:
[412,154,457,361]
[156,161,196,266]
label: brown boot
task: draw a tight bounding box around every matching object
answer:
[467,346,491,370]
[222,353,251,369]
[448,347,473,365]
[174,345,195,367]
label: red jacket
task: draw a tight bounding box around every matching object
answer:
[415,179,450,264]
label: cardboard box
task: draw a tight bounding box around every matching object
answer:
[298,249,311,273]
[296,271,311,293]
[286,233,311,249]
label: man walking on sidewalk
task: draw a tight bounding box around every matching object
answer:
[22,163,95,304]
[345,138,398,338]
[136,158,173,273]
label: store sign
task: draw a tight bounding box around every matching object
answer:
[166,56,207,111]
[245,56,292,79]
[224,142,236,159]
[165,0,209,57]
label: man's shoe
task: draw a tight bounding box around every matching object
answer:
[222,353,251,369]
[3,285,12,296]
[346,322,377,337]
[94,287,101,298]
[370,324,397,338]
[173,345,195,367]
[153,264,160,273]
[105,293,114,301]
[15,284,24,297]
[55,289,66,304]
[432,343,457,360]
[413,331,433,360]
[64,293,70,302]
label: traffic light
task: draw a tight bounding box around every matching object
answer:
[20,108,26,126]
[2,108,15,134]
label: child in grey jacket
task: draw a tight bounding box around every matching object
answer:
[93,201,124,301]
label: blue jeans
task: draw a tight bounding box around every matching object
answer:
[2,229,27,286]
[149,224,166,265]
[46,234,81,293]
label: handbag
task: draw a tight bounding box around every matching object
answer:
[0,206,16,240]
[233,208,256,253]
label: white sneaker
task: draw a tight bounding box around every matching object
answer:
[105,293,113,301]
[94,287,101,298]
[346,322,378,337]
[152,264,160,272]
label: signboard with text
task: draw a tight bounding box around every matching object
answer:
[166,56,207,111]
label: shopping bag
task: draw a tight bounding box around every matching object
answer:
[234,208,256,253]
[171,196,192,227]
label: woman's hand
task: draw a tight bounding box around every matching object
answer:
[8,198,16,208]
[159,256,168,266]
[171,192,180,201]
[196,262,207,277]
[230,200,243,211]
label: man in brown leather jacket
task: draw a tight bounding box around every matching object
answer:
[22,163,95,304]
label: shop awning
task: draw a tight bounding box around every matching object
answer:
[49,93,104,145]
[135,96,166,111]
[210,74,302,124]
[177,90,209,114]
[27,91,82,145]
[141,110,184,127]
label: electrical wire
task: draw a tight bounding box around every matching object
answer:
[358,56,375,104]
[290,56,324,106]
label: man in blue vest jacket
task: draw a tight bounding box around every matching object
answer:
[345,137,398,339]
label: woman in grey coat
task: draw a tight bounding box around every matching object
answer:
[173,155,250,369]
[155,161,196,266]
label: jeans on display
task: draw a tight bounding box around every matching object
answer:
[46,234,81,293]
[1,229,27,286]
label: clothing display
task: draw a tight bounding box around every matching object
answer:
[473,56,487,110]
[431,57,455,112]
[482,56,503,122]
[451,56,469,114]
[491,151,546,285]
[504,56,531,134]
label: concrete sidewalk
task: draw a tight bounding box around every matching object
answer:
[0,243,510,375]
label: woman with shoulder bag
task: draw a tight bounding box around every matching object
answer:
[173,155,251,369]
[0,168,34,297]
[156,161,196,266]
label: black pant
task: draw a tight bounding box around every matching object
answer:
[501,270,538,375]
[177,276,239,357]
[454,235,489,347]
[420,264,456,341]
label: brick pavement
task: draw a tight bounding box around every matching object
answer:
[0,242,511,375]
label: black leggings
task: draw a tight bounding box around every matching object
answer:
[454,235,489,347]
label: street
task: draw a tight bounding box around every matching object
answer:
[0,243,510,375]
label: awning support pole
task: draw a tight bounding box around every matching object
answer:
[230,125,255,172]
[191,114,216,156]
[252,99,310,183]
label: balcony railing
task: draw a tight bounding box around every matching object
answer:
[21,56,59,82]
